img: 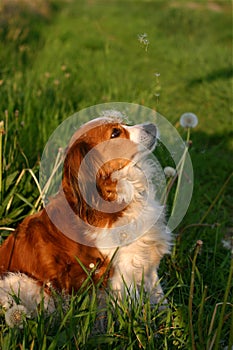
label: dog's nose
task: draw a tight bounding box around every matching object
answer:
[143,123,157,137]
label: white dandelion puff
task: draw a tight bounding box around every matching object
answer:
[138,33,148,44]
[138,33,149,51]
[164,166,176,178]
[5,305,29,328]
[222,233,233,256]
[180,112,198,128]
[222,239,232,251]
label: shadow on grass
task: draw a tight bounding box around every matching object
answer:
[188,66,232,86]
[169,127,233,237]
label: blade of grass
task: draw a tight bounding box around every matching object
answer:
[4,169,26,214]
[2,168,42,216]
[199,172,233,224]
[47,305,74,350]
[32,148,64,212]
[229,300,233,350]
[197,285,208,348]
[14,193,37,210]
[0,227,15,231]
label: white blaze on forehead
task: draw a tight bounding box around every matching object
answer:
[124,125,143,144]
[123,123,157,151]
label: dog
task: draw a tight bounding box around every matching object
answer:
[0,114,170,313]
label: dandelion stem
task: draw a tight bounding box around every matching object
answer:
[0,121,4,204]
[161,173,178,205]
[171,127,190,217]
[189,240,202,350]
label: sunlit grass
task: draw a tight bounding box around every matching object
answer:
[0,0,232,348]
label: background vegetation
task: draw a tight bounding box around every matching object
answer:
[0,0,232,349]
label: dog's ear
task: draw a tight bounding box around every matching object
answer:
[62,141,88,209]
[63,140,91,178]
[62,140,102,213]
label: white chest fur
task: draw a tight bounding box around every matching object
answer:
[97,158,171,303]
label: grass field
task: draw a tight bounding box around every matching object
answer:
[0,0,232,349]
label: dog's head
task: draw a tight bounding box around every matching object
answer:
[61,115,157,228]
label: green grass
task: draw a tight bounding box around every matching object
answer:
[0,0,232,348]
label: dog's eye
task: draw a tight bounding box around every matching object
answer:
[111,128,121,138]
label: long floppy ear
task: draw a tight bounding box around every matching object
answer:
[62,140,102,216]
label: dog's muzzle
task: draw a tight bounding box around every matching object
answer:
[125,123,157,151]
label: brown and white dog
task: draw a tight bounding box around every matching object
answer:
[0,114,170,313]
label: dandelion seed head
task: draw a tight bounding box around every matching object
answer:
[180,112,198,128]
[196,239,203,246]
[137,33,149,51]
[5,305,28,328]
[138,33,148,43]
[222,239,232,251]
[164,166,176,177]
[222,230,233,256]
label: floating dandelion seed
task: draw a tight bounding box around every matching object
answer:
[5,305,28,328]
[180,112,198,128]
[154,72,161,104]
[164,166,176,178]
[138,33,149,51]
